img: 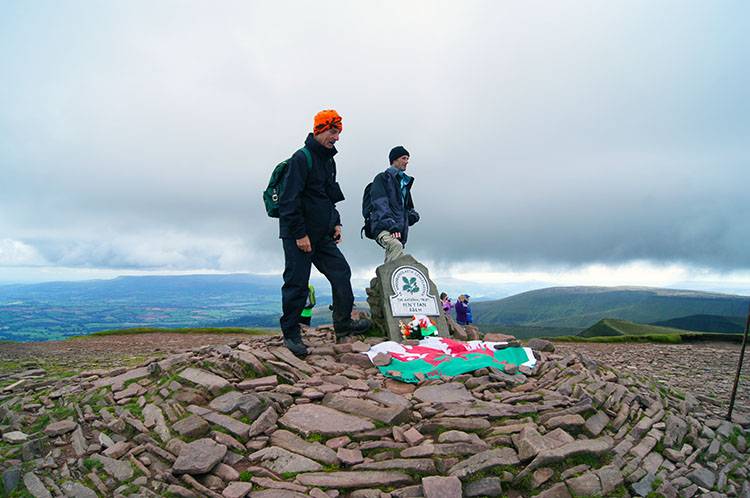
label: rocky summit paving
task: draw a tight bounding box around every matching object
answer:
[1,324,749,498]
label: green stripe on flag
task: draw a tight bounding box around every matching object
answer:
[378,347,533,383]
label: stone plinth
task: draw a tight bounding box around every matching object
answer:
[367,254,449,343]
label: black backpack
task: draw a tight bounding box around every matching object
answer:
[360,181,375,239]
[262,148,312,218]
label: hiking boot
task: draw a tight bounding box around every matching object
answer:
[283,336,308,358]
[334,318,372,339]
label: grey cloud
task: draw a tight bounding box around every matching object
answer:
[0,1,749,281]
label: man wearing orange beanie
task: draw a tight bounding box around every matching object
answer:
[277,110,371,357]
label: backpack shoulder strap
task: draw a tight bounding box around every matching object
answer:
[299,147,313,170]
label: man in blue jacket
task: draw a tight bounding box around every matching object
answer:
[368,146,420,262]
[278,110,371,357]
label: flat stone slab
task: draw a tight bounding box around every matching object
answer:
[322,393,410,425]
[519,436,614,479]
[238,375,278,390]
[513,426,571,461]
[60,481,97,498]
[142,403,170,442]
[295,471,414,488]
[234,350,269,376]
[44,420,77,437]
[278,404,375,437]
[172,414,210,439]
[3,431,29,444]
[464,477,504,498]
[91,366,150,388]
[248,446,324,474]
[366,390,411,408]
[172,438,227,475]
[23,472,52,498]
[352,458,437,474]
[248,490,308,498]
[222,481,254,498]
[423,475,463,498]
[418,416,491,432]
[209,391,246,413]
[187,405,252,439]
[401,442,490,458]
[247,406,278,438]
[449,448,521,479]
[92,454,134,481]
[178,367,230,390]
[270,429,338,466]
[413,383,475,403]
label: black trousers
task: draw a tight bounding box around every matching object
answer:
[280,236,354,339]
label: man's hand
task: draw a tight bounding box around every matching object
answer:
[333,225,343,244]
[391,232,402,239]
[296,235,312,252]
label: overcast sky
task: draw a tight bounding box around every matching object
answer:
[1,1,749,295]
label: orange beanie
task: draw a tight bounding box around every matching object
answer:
[313,110,342,134]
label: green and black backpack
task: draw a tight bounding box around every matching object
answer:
[262,147,312,218]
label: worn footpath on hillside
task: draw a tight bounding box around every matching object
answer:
[1,323,750,498]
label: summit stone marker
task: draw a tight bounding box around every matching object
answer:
[370,254,450,342]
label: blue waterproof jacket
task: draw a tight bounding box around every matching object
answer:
[279,133,345,242]
[369,167,419,245]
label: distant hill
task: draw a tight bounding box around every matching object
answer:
[4,276,748,343]
[650,314,747,334]
[470,286,750,329]
[0,273,283,305]
[473,324,582,340]
[0,274,294,342]
[578,318,688,338]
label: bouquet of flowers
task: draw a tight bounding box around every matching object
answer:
[398,314,439,340]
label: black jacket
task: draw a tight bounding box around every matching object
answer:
[279,133,344,241]
[369,167,419,245]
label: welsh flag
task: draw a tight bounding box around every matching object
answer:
[364,336,536,383]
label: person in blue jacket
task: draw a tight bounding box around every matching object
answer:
[455,294,470,325]
[277,110,371,357]
[368,146,420,262]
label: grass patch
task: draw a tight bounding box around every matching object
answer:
[120,402,143,417]
[84,393,107,406]
[548,452,614,478]
[729,427,750,449]
[30,414,51,433]
[306,434,324,443]
[0,478,34,497]
[239,470,253,482]
[83,458,104,471]
[465,465,515,483]
[66,327,270,340]
[241,363,259,379]
[123,377,141,388]
[50,405,75,421]
[360,447,395,459]
[603,484,630,498]
[550,334,683,344]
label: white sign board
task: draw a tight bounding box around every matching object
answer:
[388,265,440,317]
